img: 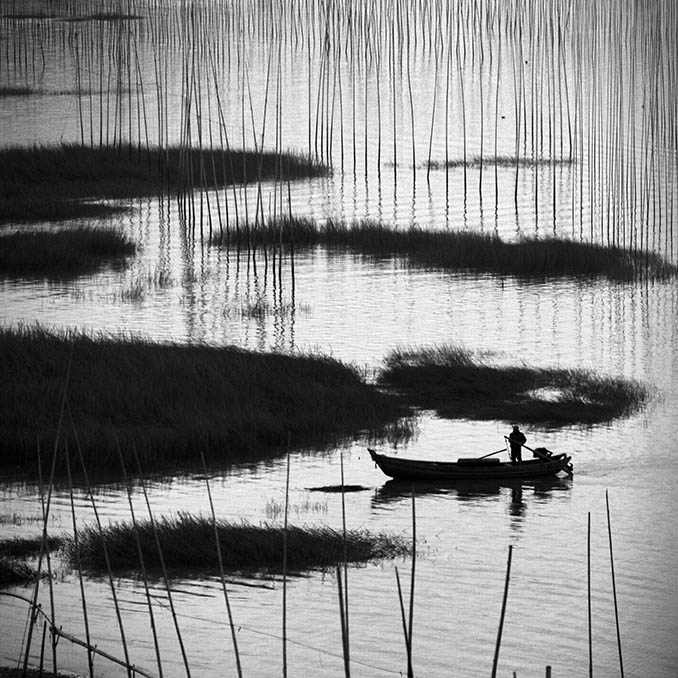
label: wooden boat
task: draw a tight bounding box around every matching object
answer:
[368,446,573,481]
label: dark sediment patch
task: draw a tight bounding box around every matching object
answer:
[307,484,368,493]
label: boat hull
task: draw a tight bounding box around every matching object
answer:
[368,449,573,481]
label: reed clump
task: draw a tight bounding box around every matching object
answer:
[62,13,144,23]
[421,155,575,169]
[0,144,327,224]
[0,537,60,585]
[0,227,136,277]
[0,669,73,678]
[378,345,649,427]
[0,536,62,558]
[0,86,36,97]
[215,217,676,281]
[66,512,410,575]
[0,558,38,585]
[0,326,409,475]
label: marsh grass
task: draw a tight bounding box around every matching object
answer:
[224,299,310,320]
[0,87,130,98]
[0,558,38,585]
[0,537,64,586]
[0,86,35,97]
[0,671,69,678]
[419,155,576,170]
[216,217,676,280]
[0,144,328,224]
[66,513,410,575]
[264,496,328,519]
[0,536,59,586]
[0,227,136,277]
[0,536,62,558]
[0,326,409,475]
[61,13,144,23]
[378,345,650,427]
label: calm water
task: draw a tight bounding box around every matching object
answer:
[1,1,677,676]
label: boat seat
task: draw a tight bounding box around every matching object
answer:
[456,458,502,465]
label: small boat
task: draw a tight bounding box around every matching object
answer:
[368,446,573,481]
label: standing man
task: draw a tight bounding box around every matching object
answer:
[508,425,526,463]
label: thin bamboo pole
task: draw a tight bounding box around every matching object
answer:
[588,512,593,678]
[114,434,164,678]
[200,453,243,678]
[339,451,350,677]
[65,441,94,678]
[68,405,133,678]
[606,491,624,677]
[491,544,513,678]
[133,447,192,678]
[282,442,291,678]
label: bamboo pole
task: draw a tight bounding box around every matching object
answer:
[339,451,350,677]
[588,512,593,678]
[282,442,291,678]
[200,453,243,678]
[606,491,624,677]
[114,434,164,678]
[133,447,192,678]
[65,441,94,678]
[491,544,513,678]
[69,405,133,678]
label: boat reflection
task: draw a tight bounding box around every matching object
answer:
[371,475,571,507]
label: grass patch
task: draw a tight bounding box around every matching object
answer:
[0,536,62,558]
[0,143,328,224]
[0,558,39,586]
[212,217,676,280]
[0,326,409,476]
[0,86,126,97]
[0,86,35,97]
[62,13,144,23]
[66,513,410,575]
[0,226,137,277]
[419,154,575,170]
[377,345,650,427]
[0,669,73,678]
[0,537,62,586]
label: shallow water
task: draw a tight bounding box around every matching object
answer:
[1,1,678,676]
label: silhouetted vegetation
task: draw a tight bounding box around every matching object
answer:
[0,86,35,97]
[0,536,62,558]
[0,669,73,678]
[66,513,411,574]
[0,326,409,476]
[0,144,328,224]
[377,345,650,427]
[420,154,575,169]
[0,556,39,586]
[212,217,676,280]
[0,227,136,277]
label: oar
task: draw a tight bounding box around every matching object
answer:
[477,447,507,460]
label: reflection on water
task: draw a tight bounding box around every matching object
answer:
[372,476,572,517]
